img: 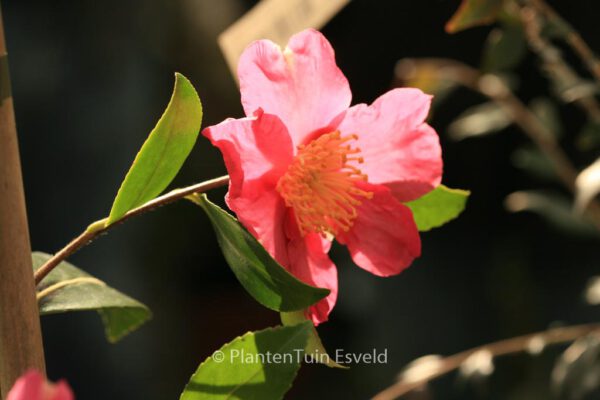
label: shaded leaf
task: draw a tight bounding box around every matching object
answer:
[541,14,573,40]
[180,323,311,400]
[405,185,470,231]
[529,97,563,139]
[191,194,329,312]
[281,311,346,369]
[448,102,512,140]
[552,336,600,399]
[33,252,151,343]
[446,0,503,33]
[108,73,202,224]
[482,23,526,72]
[511,146,556,181]
[529,97,563,143]
[576,120,600,151]
[504,190,598,237]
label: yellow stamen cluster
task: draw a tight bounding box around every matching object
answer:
[276,131,373,236]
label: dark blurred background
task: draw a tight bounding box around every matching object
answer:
[4,0,600,398]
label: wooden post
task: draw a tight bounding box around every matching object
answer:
[0,4,46,397]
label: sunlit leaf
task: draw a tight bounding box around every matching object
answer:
[33,252,151,343]
[405,185,470,231]
[584,276,600,305]
[526,336,546,355]
[448,102,512,140]
[552,76,598,104]
[575,158,600,213]
[394,59,460,107]
[281,311,346,369]
[446,0,503,33]
[107,73,202,224]
[459,350,495,379]
[191,194,330,312]
[398,355,443,383]
[180,323,311,400]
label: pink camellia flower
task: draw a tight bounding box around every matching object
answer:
[204,29,442,324]
[7,370,74,400]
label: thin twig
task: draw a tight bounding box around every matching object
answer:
[526,0,600,84]
[519,2,600,123]
[372,323,600,400]
[36,277,105,301]
[396,58,600,229]
[34,175,230,285]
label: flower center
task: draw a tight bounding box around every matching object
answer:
[276,131,373,236]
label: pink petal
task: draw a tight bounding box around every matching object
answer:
[49,383,74,400]
[338,88,443,202]
[231,187,336,325]
[7,370,74,400]
[238,29,351,147]
[285,210,337,325]
[227,179,290,267]
[337,182,421,277]
[203,109,294,199]
[204,110,294,265]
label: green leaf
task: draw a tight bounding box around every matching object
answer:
[107,73,202,224]
[482,24,526,72]
[504,190,598,237]
[448,101,512,140]
[406,185,470,231]
[529,98,563,139]
[511,146,556,182]
[553,336,600,399]
[577,120,600,151]
[552,77,598,104]
[180,323,311,400]
[33,252,151,343]
[281,311,346,369]
[445,0,503,33]
[575,158,600,213]
[192,194,329,312]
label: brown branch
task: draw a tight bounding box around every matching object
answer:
[0,4,46,396]
[372,323,600,400]
[396,58,600,229]
[33,175,230,285]
[526,0,600,84]
[519,2,600,123]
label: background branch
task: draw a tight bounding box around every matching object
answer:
[372,323,600,400]
[526,0,600,84]
[519,1,600,123]
[396,58,600,229]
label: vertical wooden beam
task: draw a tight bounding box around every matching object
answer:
[0,4,45,398]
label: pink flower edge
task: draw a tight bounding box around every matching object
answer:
[7,370,74,400]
